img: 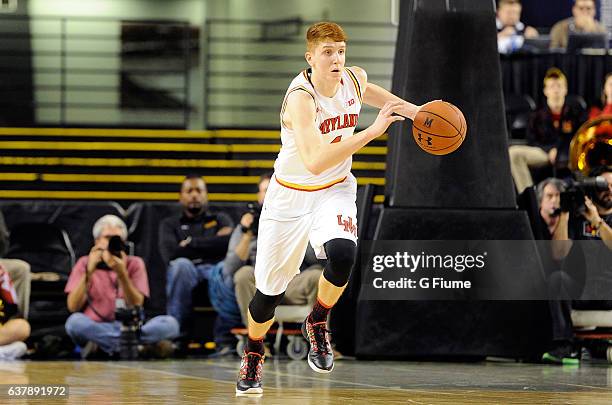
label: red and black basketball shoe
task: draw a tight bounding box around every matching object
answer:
[235,351,264,396]
[302,316,334,373]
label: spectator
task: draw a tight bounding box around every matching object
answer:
[230,174,323,327]
[550,0,607,49]
[533,178,567,278]
[496,0,538,54]
[65,215,179,358]
[509,68,587,193]
[536,178,567,239]
[589,72,612,119]
[161,175,234,333]
[0,265,29,359]
[0,211,31,319]
[542,166,612,364]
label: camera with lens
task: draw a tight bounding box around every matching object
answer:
[115,305,144,360]
[97,235,128,270]
[559,176,609,216]
[245,202,262,235]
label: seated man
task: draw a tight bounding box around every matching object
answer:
[496,0,538,54]
[161,175,234,336]
[65,215,179,358]
[543,166,612,364]
[589,72,612,119]
[0,211,31,319]
[550,0,607,49]
[509,68,587,193]
[0,264,30,360]
[229,174,323,327]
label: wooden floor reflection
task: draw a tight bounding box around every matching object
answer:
[2,358,612,404]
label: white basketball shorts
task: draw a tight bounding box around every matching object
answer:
[253,174,358,296]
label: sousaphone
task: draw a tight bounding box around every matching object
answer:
[569,116,612,176]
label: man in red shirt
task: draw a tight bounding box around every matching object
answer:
[65,215,179,358]
[589,73,612,119]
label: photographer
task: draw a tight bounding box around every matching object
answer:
[554,166,612,248]
[543,166,612,365]
[231,173,323,328]
[65,215,179,359]
[536,178,566,240]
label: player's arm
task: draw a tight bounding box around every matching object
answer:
[351,66,421,120]
[286,90,404,176]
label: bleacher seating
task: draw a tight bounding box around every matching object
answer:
[0,127,386,204]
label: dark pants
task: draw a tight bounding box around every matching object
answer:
[166,258,240,347]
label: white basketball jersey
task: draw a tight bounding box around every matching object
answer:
[274,67,363,191]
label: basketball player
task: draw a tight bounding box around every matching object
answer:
[236,22,424,396]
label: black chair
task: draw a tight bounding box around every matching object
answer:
[6,223,75,335]
[7,223,75,280]
[504,93,536,140]
[565,94,587,114]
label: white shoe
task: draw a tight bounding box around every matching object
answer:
[0,341,27,360]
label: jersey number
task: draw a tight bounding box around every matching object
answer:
[331,135,342,143]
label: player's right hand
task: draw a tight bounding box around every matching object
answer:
[370,101,405,137]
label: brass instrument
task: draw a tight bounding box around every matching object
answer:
[569,116,612,176]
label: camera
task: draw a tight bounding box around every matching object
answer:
[115,305,144,360]
[558,176,609,216]
[97,235,128,270]
[108,235,127,257]
[246,202,262,235]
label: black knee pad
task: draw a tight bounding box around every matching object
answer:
[323,238,357,287]
[248,290,285,323]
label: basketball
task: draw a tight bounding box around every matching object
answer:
[411,100,467,155]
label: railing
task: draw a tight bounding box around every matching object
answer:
[0,14,194,128]
[203,19,398,129]
[501,51,612,108]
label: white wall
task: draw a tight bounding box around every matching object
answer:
[26,0,397,128]
[28,0,205,128]
[207,0,395,23]
[204,0,397,128]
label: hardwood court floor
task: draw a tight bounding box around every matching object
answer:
[3,358,612,404]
